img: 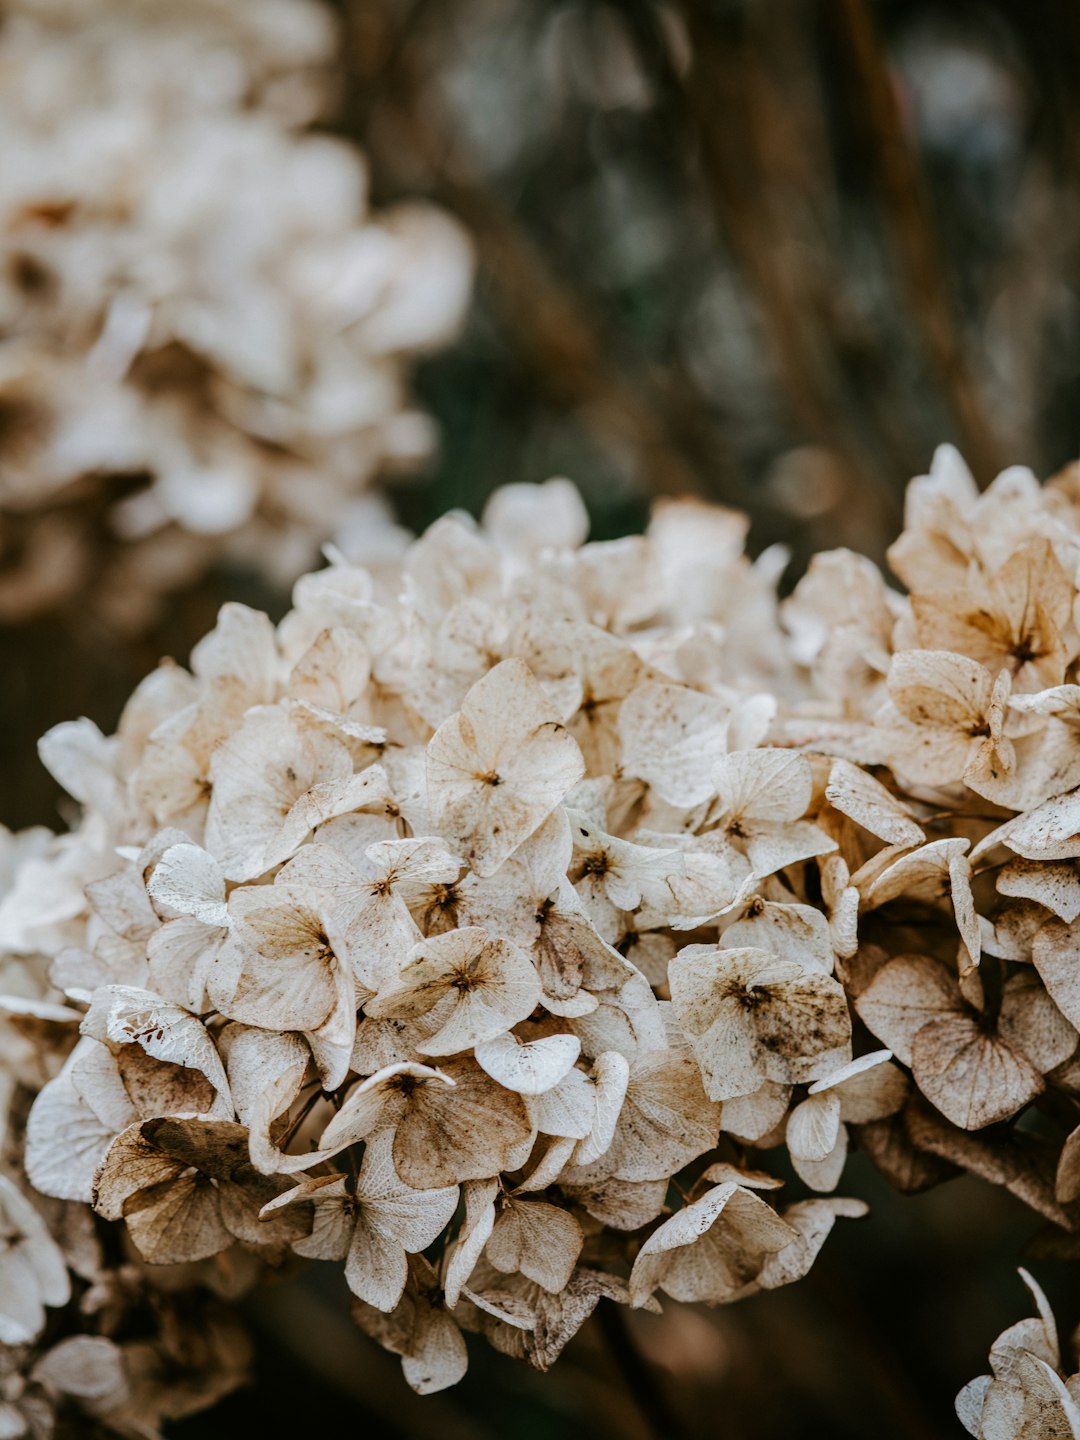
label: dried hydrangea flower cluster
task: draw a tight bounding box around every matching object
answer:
[958,1271,1080,1440]
[0,0,472,626]
[6,450,1080,1428]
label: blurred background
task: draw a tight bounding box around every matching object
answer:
[174,1161,1080,1440]
[3,0,1080,1434]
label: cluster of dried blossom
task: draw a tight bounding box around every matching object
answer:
[0,0,471,627]
[959,1271,1080,1439]
[5,449,1080,1432]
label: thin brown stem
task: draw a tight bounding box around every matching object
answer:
[670,0,903,551]
[278,1086,325,1151]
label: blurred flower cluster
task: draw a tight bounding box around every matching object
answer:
[0,0,472,629]
[7,452,1080,1429]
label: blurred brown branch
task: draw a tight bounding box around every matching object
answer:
[344,0,713,500]
[670,0,904,547]
[833,0,1004,483]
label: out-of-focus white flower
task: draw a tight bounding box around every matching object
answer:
[0,0,472,626]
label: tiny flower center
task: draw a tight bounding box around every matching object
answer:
[737,987,770,1011]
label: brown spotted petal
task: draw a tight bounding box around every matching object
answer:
[365,926,541,1058]
[321,1058,532,1189]
[91,1116,301,1264]
[669,945,851,1102]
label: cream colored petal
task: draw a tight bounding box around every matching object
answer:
[355,1131,458,1252]
[887,649,992,729]
[265,1176,353,1261]
[486,1200,583,1294]
[146,916,226,1013]
[720,1080,792,1142]
[474,1031,581,1094]
[147,843,228,928]
[572,1050,631,1166]
[205,707,353,881]
[426,660,584,878]
[911,1014,1042,1130]
[618,682,731,807]
[854,954,964,1066]
[825,759,924,847]
[25,1047,136,1203]
[998,970,1078,1075]
[346,1218,410,1313]
[790,1125,848,1193]
[998,859,1080,924]
[83,984,231,1115]
[1033,918,1080,1032]
[608,1048,719,1181]
[558,1168,666,1231]
[320,1062,448,1155]
[714,750,813,824]
[0,1173,70,1329]
[210,891,340,1034]
[443,1177,499,1308]
[721,900,835,975]
[629,1182,796,1307]
[524,1065,597,1141]
[742,819,837,879]
[999,791,1080,862]
[786,1093,841,1162]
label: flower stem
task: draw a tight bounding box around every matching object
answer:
[595,1300,691,1440]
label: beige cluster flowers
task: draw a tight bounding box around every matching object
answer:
[6,450,1080,1428]
[0,0,472,626]
[959,1272,1080,1439]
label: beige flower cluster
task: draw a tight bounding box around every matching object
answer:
[5,450,1080,1429]
[0,0,472,626]
[959,1271,1080,1440]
